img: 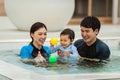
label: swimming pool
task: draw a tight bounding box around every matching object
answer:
[0,38,120,80]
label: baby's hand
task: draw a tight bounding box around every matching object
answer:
[57,49,64,57]
[65,51,71,58]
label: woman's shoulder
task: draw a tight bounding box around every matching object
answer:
[21,44,33,50]
[43,45,49,49]
[43,45,51,54]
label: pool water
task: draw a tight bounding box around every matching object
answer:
[0,48,120,75]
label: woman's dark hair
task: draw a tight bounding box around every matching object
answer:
[60,28,75,41]
[30,22,47,34]
[80,16,101,32]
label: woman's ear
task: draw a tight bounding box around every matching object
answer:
[30,33,34,38]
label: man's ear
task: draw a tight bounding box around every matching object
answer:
[95,29,99,35]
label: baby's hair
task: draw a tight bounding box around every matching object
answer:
[60,28,75,41]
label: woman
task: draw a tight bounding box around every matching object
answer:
[20,22,51,63]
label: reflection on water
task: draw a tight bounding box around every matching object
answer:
[0,49,120,75]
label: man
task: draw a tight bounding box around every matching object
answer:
[74,16,110,62]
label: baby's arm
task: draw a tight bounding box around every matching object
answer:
[50,44,60,53]
[68,46,79,59]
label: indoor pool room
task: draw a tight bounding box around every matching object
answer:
[0,0,120,80]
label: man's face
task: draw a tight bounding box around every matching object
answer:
[80,26,98,46]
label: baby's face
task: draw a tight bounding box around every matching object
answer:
[60,35,72,48]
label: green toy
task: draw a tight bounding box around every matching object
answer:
[48,55,57,63]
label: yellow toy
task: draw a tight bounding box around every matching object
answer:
[50,37,58,46]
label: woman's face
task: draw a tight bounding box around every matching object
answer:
[80,26,98,46]
[31,27,47,48]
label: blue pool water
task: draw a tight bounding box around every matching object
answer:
[0,48,120,75]
[0,39,120,75]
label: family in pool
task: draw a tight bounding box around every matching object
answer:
[20,16,111,66]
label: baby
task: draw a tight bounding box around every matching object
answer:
[50,28,79,63]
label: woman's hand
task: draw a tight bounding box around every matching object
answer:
[38,56,46,63]
[34,51,46,63]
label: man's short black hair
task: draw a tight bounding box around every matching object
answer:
[80,16,101,31]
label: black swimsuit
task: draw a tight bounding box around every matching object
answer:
[74,39,110,60]
[31,43,48,60]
